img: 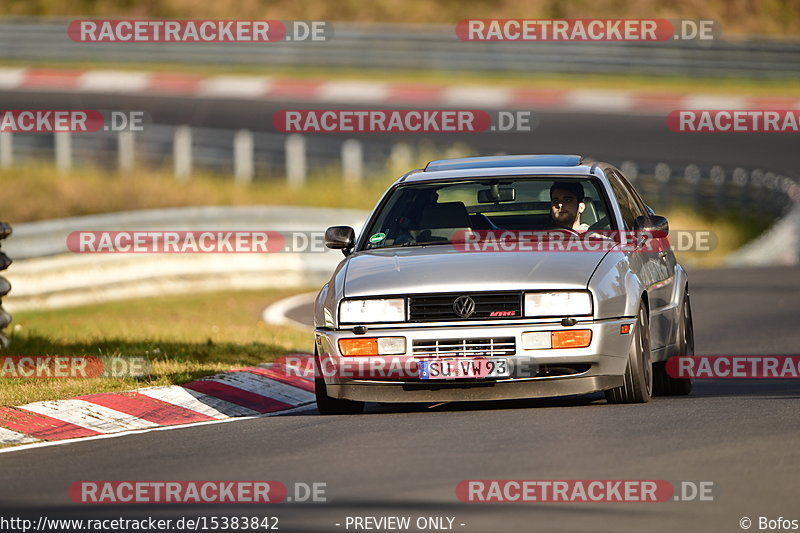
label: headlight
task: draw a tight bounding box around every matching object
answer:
[339,298,406,324]
[524,291,592,317]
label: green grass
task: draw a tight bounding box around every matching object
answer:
[1,289,313,406]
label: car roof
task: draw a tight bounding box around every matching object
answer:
[399,154,610,185]
[424,154,583,172]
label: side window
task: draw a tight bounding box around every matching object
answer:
[606,170,640,230]
[615,169,649,215]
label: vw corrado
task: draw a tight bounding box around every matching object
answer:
[313,155,694,414]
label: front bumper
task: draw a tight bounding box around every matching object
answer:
[315,318,636,403]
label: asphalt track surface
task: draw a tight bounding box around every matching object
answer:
[1,266,799,532]
[1,88,799,532]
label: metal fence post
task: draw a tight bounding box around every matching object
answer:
[234,129,254,184]
[710,165,727,212]
[174,126,192,181]
[54,131,72,172]
[655,162,671,212]
[0,132,12,168]
[684,164,702,211]
[341,139,363,184]
[118,130,135,173]
[285,134,306,187]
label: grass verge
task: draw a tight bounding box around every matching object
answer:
[1,289,312,406]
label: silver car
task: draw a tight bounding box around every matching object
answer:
[314,154,694,414]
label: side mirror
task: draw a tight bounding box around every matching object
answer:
[325,226,355,256]
[633,215,669,237]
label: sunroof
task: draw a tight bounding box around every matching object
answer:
[424,154,583,172]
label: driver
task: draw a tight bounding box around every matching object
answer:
[550,181,589,232]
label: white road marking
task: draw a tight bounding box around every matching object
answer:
[0,404,316,455]
[0,68,27,89]
[197,76,271,98]
[319,82,389,103]
[21,399,157,433]
[206,371,315,405]
[137,385,259,419]
[566,90,634,111]
[77,71,150,93]
[0,427,39,445]
[441,86,512,107]
[261,291,317,330]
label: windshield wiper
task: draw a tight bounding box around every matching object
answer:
[371,240,455,250]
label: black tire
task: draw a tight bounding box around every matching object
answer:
[605,301,652,404]
[314,350,365,415]
[653,291,694,396]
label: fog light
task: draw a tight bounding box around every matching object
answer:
[551,330,592,349]
[377,337,406,355]
[522,331,551,350]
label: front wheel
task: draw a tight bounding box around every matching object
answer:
[606,301,652,404]
[653,291,694,396]
[314,350,365,415]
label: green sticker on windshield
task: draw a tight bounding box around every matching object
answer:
[369,232,386,244]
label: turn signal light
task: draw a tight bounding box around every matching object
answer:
[551,330,592,349]
[339,338,378,356]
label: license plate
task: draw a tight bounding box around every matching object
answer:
[419,358,510,379]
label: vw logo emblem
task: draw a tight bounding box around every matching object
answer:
[453,295,476,318]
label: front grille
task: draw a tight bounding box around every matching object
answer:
[408,292,522,322]
[412,337,516,358]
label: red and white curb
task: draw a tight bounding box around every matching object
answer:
[0,355,315,449]
[1,67,798,114]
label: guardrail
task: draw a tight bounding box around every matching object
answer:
[3,206,366,311]
[1,19,800,78]
[0,222,11,347]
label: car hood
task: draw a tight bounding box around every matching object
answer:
[342,245,609,297]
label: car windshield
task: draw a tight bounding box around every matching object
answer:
[362,177,615,249]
